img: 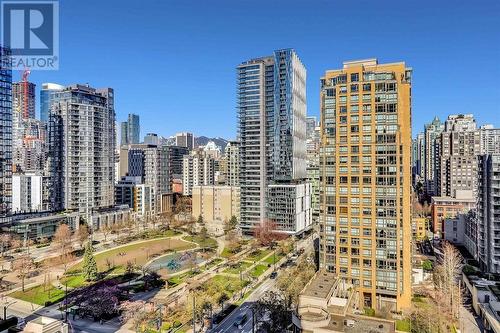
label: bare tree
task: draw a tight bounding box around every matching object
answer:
[77,224,90,248]
[434,242,463,321]
[53,224,73,258]
[0,233,12,256]
[101,225,112,242]
[13,254,34,292]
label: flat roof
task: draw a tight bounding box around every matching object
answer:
[301,271,337,299]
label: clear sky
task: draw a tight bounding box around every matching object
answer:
[16,0,500,139]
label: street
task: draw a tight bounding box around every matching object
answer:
[209,277,277,333]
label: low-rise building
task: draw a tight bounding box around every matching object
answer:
[192,185,239,235]
[24,316,68,333]
[412,217,428,241]
[431,194,475,236]
[443,213,466,244]
[462,274,500,333]
[292,271,396,333]
[89,205,132,231]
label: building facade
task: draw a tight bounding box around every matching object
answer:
[120,113,140,145]
[219,140,239,186]
[182,149,215,195]
[267,183,312,234]
[438,114,479,198]
[0,46,12,220]
[12,172,45,213]
[475,154,500,273]
[478,125,500,155]
[192,185,240,235]
[40,83,64,123]
[175,132,194,150]
[319,59,412,310]
[424,117,444,195]
[237,48,308,235]
[48,84,116,215]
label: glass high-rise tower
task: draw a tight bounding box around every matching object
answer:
[319,59,412,311]
[237,49,310,235]
[0,46,12,219]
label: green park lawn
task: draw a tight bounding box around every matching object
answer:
[245,249,271,262]
[68,237,194,274]
[182,235,217,249]
[249,264,269,278]
[223,261,253,275]
[10,284,65,306]
[209,274,248,294]
[262,251,284,265]
[220,247,236,258]
[203,258,223,271]
[60,274,87,288]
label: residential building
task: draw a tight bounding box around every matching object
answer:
[307,125,321,225]
[306,116,317,139]
[120,113,140,145]
[267,183,312,234]
[12,172,46,213]
[115,176,155,217]
[12,117,46,172]
[159,144,189,193]
[412,132,425,184]
[438,114,479,198]
[292,271,396,333]
[473,154,500,274]
[478,125,500,155]
[443,213,466,244]
[430,195,475,236]
[319,59,412,310]
[175,132,194,150]
[48,84,116,215]
[412,217,428,241]
[219,140,239,186]
[144,132,159,145]
[424,117,444,195]
[0,46,13,220]
[203,140,222,159]
[192,185,240,235]
[12,80,35,119]
[182,149,215,195]
[40,83,64,123]
[237,48,308,235]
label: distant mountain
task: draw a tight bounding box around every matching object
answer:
[195,136,230,152]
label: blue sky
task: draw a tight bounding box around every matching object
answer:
[15,0,500,139]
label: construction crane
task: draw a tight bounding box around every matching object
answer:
[22,68,31,119]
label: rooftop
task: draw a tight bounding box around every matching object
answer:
[301,271,337,299]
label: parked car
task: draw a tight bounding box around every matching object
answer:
[270,271,278,279]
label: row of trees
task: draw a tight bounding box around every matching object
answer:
[407,242,464,332]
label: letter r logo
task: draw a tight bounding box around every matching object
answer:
[1,1,58,56]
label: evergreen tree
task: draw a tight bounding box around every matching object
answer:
[82,241,98,281]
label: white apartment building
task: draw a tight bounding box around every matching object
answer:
[182,150,215,195]
[12,173,44,213]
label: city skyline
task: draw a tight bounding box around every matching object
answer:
[10,0,500,139]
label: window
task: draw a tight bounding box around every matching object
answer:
[363,83,371,91]
[351,73,359,82]
[351,84,359,93]
[326,88,335,97]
